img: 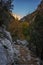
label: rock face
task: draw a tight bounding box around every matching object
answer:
[38,0,43,11]
[16,40,28,46]
[0,27,14,65]
[12,44,40,65]
[0,27,41,65]
[21,0,43,23]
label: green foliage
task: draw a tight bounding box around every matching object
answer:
[0,0,14,11]
[12,32,19,41]
[29,13,43,58]
[22,22,31,42]
[22,22,28,35]
[23,27,29,36]
[0,0,14,27]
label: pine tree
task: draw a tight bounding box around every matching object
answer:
[0,0,14,27]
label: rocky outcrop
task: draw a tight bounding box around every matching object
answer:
[0,27,41,65]
[0,27,14,65]
[21,0,43,23]
[12,43,40,65]
[16,40,28,46]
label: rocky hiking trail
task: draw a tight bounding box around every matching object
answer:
[13,44,40,65]
[0,27,41,65]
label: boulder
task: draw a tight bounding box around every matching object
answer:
[17,40,28,46]
[0,27,14,65]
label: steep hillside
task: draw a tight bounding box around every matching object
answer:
[21,0,43,24]
[21,11,37,24]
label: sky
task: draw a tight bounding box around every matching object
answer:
[12,0,41,17]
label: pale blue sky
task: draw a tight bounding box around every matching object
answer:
[13,0,41,17]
